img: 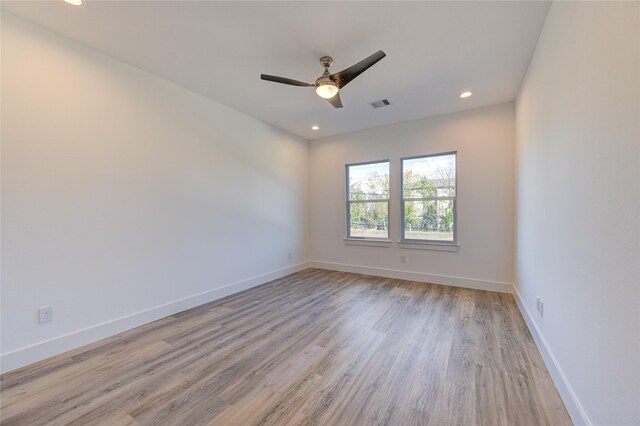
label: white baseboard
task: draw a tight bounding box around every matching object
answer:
[513,286,592,426]
[310,260,514,294]
[0,262,311,374]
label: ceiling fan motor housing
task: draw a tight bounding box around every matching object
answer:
[316,56,337,93]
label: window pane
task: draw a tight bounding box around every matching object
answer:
[403,199,454,241]
[403,154,456,198]
[348,162,390,201]
[349,202,388,238]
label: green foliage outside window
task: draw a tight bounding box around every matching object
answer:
[349,171,388,236]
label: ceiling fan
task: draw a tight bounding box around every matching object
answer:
[260,50,386,109]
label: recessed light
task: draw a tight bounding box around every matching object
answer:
[311,125,319,130]
[460,91,472,99]
[64,0,84,5]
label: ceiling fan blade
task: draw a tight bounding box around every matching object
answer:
[330,50,386,89]
[260,74,314,87]
[326,92,343,109]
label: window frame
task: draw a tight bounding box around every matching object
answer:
[400,151,458,244]
[345,159,391,241]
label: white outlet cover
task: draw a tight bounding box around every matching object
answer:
[38,306,53,323]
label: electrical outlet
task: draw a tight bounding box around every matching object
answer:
[38,306,53,323]
[400,255,406,264]
[535,297,544,318]
[288,252,292,261]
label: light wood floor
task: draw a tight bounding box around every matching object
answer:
[1,269,571,426]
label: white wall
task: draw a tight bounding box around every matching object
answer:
[309,103,515,292]
[515,2,639,425]
[0,13,309,372]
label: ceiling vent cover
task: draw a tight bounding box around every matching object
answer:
[369,99,391,109]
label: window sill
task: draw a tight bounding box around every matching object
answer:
[344,238,392,248]
[397,241,460,252]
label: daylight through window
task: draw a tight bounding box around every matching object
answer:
[402,152,457,242]
[346,161,390,239]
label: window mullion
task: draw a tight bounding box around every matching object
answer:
[348,199,390,203]
[402,196,455,202]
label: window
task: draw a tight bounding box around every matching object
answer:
[346,160,390,239]
[401,152,457,243]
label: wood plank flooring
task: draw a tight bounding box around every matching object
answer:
[0,269,572,425]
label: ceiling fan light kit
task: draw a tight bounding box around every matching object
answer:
[315,83,338,99]
[261,50,386,109]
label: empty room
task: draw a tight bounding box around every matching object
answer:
[1,1,638,425]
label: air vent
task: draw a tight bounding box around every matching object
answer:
[369,99,392,109]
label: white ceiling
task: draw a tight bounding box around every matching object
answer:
[1,1,550,140]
